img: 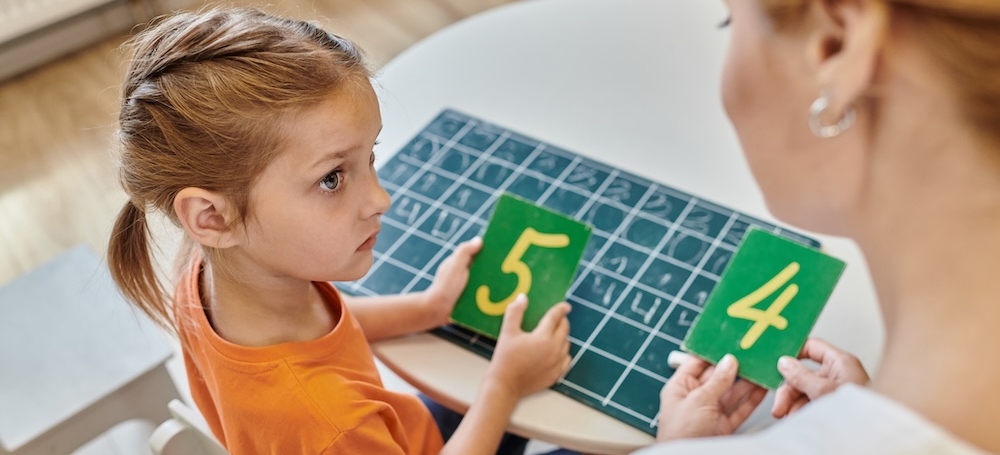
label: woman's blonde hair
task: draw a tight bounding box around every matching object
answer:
[762,0,1000,147]
[108,7,371,332]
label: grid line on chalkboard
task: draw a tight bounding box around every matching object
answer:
[603,203,729,408]
[564,183,679,399]
[398,130,775,251]
[391,130,516,289]
[336,109,820,435]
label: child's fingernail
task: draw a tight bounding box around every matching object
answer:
[777,356,795,371]
[719,354,736,370]
[515,293,527,303]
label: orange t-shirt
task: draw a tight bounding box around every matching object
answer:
[174,256,444,454]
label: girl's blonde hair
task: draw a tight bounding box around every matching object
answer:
[108,7,371,332]
[761,0,1000,148]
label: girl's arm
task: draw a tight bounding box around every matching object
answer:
[341,292,442,341]
[439,296,572,455]
[345,238,482,342]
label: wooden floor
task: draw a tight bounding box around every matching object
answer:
[0,0,517,286]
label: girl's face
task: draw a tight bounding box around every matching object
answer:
[720,0,862,234]
[239,80,391,283]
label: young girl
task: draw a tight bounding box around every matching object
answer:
[107,8,571,454]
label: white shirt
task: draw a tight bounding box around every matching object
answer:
[634,384,991,455]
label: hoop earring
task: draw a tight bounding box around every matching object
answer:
[809,90,856,138]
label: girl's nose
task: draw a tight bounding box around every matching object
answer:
[369,174,391,217]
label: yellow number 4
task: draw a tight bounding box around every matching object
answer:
[726,262,800,349]
[476,228,570,316]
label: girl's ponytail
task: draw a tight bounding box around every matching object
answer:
[108,201,172,333]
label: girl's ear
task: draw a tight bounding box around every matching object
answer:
[173,188,242,249]
[810,0,889,114]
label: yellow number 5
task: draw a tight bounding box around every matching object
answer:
[726,262,800,349]
[476,228,571,316]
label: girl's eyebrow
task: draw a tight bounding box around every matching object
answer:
[309,148,354,170]
[308,125,382,169]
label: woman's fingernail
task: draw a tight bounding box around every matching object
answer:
[719,354,736,370]
[778,356,795,370]
[667,351,690,369]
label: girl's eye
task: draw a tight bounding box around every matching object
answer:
[319,171,342,192]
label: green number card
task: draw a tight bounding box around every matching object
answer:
[681,227,846,389]
[450,193,592,338]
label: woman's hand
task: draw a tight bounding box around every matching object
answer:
[771,338,870,418]
[486,295,572,398]
[657,354,767,442]
[420,237,483,325]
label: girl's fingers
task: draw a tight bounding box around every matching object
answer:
[534,301,571,333]
[450,237,483,266]
[500,294,528,336]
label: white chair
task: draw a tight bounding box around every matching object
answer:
[0,246,180,455]
[149,400,228,455]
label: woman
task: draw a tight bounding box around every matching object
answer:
[640,0,1000,453]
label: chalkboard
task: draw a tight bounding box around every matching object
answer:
[336,109,819,435]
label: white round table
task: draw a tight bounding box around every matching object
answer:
[371,0,884,453]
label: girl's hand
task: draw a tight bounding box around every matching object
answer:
[486,295,571,398]
[771,338,869,418]
[421,237,483,325]
[657,354,767,442]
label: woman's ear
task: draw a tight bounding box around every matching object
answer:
[810,0,889,114]
[173,188,242,249]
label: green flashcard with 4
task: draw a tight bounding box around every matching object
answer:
[450,193,592,338]
[682,227,846,389]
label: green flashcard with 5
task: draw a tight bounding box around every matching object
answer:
[450,193,592,339]
[681,227,846,389]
